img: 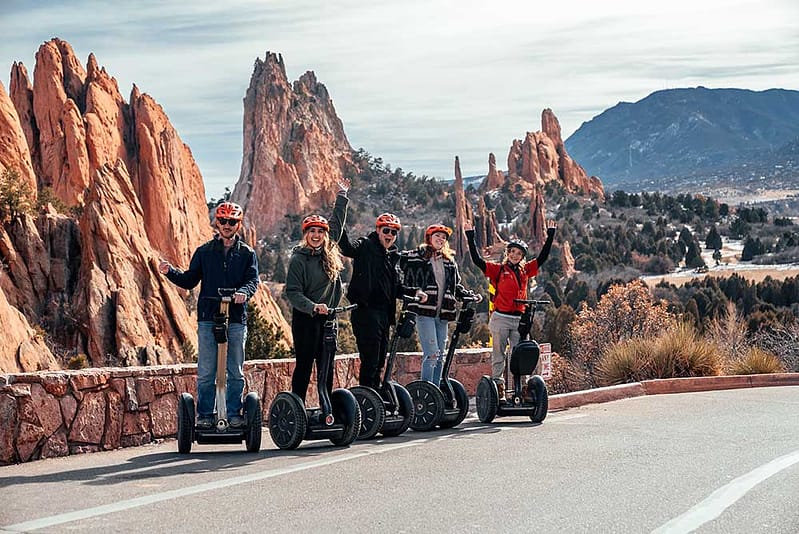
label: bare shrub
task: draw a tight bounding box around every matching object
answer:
[570,279,675,387]
[706,301,751,361]
[752,325,799,372]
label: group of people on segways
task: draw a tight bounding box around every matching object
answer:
[160,176,557,453]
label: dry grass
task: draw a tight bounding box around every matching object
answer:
[596,323,723,386]
[727,347,785,375]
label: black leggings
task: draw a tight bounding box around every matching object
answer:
[351,306,390,389]
[291,310,334,401]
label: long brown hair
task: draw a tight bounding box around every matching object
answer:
[299,233,344,281]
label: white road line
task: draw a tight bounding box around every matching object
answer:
[1,427,474,532]
[652,448,799,533]
[548,413,588,422]
[2,414,576,532]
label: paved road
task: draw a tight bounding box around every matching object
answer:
[1,387,798,533]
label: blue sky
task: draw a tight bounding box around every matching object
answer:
[2,0,798,199]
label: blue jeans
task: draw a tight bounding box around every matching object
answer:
[416,315,449,384]
[197,321,246,419]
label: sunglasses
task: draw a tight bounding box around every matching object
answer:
[217,218,239,226]
[380,227,398,236]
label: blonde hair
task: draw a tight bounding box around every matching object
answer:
[300,232,344,281]
[420,241,455,261]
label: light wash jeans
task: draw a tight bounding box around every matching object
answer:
[416,315,449,384]
[488,312,521,380]
[197,321,247,419]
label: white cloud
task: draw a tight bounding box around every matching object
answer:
[2,0,798,197]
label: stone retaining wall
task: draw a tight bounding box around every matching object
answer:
[0,349,491,465]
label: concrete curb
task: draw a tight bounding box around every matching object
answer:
[548,373,799,411]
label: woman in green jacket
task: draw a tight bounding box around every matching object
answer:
[284,182,349,401]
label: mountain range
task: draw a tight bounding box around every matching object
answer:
[565,87,799,192]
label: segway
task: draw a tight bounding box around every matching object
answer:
[268,304,362,450]
[350,295,418,439]
[177,288,263,453]
[476,299,551,424]
[405,295,479,431]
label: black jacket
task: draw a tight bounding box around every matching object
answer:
[165,235,259,324]
[339,229,402,323]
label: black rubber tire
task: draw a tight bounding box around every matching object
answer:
[528,375,549,423]
[244,392,262,452]
[380,382,414,437]
[438,379,469,429]
[351,386,386,440]
[177,392,195,454]
[268,392,307,450]
[406,380,445,431]
[476,376,499,423]
[329,388,362,447]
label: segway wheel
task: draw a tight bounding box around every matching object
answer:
[177,392,195,454]
[244,392,262,452]
[268,392,307,450]
[380,382,414,437]
[406,380,445,431]
[329,388,362,447]
[528,375,549,423]
[438,379,469,429]
[476,376,499,423]
[351,386,386,440]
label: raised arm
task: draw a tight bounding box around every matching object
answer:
[464,228,487,272]
[535,220,557,267]
[327,178,350,244]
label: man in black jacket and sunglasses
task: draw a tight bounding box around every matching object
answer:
[338,212,404,389]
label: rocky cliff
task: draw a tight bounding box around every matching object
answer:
[0,39,289,372]
[231,52,354,237]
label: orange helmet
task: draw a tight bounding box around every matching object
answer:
[214,202,243,221]
[425,224,453,241]
[301,214,329,233]
[375,213,401,230]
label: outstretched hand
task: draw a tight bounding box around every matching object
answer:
[463,219,474,232]
[337,178,351,194]
[158,259,171,275]
[546,219,558,230]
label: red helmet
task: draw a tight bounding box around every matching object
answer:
[301,214,329,233]
[375,213,401,230]
[425,224,453,241]
[215,202,243,221]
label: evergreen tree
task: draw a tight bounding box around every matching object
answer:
[705,225,722,250]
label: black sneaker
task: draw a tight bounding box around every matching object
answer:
[196,417,214,429]
[229,415,246,428]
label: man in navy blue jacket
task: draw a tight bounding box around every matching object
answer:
[159,202,259,429]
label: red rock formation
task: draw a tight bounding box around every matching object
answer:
[73,160,198,366]
[561,240,577,278]
[0,39,291,372]
[0,280,57,373]
[482,152,504,190]
[231,52,354,236]
[541,108,604,200]
[0,81,36,198]
[452,156,473,257]
[529,183,547,252]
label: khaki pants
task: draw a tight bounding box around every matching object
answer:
[488,312,521,380]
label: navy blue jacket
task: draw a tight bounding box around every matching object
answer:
[165,235,259,324]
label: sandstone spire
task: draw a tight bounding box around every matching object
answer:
[231,52,354,236]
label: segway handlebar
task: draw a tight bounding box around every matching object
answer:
[514,298,552,307]
[199,288,239,301]
[328,303,358,314]
[400,294,422,304]
[460,294,481,303]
